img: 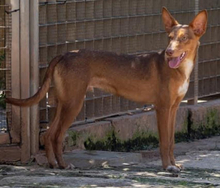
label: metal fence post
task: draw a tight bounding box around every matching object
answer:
[20,0,31,163]
[193,0,199,105]
[30,0,39,156]
[188,0,199,105]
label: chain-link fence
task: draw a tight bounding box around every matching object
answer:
[37,0,220,126]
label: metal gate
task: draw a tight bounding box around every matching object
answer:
[0,0,39,163]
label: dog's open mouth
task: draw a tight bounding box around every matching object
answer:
[168,52,187,69]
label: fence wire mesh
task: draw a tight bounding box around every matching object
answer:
[38,0,220,126]
[0,0,12,132]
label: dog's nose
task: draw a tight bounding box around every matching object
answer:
[166,49,174,56]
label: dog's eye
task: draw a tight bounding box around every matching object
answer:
[181,36,187,41]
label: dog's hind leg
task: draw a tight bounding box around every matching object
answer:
[44,101,62,168]
[53,94,85,169]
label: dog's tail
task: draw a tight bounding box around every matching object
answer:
[6,55,63,107]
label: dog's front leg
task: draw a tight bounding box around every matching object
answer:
[169,105,178,166]
[156,107,172,169]
[169,100,184,171]
[156,106,181,174]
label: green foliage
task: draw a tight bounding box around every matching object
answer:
[189,109,220,139]
[0,92,6,109]
[84,130,159,152]
[0,51,6,109]
[175,132,190,143]
[0,51,5,62]
[68,131,81,146]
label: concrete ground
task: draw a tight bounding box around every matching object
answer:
[0,136,220,187]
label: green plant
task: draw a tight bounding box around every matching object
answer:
[0,52,5,62]
[0,51,6,109]
[0,92,6,109]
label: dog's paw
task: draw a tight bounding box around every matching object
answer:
[65,163,76,170]
[175,164,184,170]
[48,162,58,169]
[166,165,181,174]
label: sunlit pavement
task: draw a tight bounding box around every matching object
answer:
[0,136,220,187]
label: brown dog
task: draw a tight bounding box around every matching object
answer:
[6,8,207,173]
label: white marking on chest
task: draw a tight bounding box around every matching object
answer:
[178,79,189,96]
[178,59,193,96]
[183,59,194,79]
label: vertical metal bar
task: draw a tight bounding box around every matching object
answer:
[30,0,39,156]
[20,0,30,163]
[74,1,85,121]
[100,0,104,117]
[193,0,199,104]
[5,3,12,139]
[6,0,21,143]
[83,1,86,49]
[188,0,199,105]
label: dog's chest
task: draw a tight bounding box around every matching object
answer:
[178,59,193,96]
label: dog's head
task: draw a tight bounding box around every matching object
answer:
[162,7,207,69]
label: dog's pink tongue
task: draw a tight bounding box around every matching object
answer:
[168,57,181,68]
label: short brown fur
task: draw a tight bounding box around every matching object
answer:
[6,8,207,173]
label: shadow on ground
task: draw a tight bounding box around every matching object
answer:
[0,136,220,187]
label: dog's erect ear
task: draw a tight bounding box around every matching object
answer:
[162,7,179,33]
[189,10,208,37]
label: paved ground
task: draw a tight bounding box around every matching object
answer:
[0,136,220,187]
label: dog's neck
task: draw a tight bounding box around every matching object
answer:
[173,41,200,80]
